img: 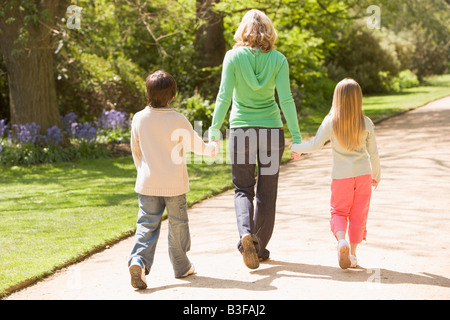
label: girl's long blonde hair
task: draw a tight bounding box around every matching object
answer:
[331,78,365,151]
[233,9,277,53]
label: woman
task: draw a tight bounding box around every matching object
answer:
[208,9,302,269]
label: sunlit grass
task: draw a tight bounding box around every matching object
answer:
[0,156,231,296]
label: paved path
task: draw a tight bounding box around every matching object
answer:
[6,96,450,300]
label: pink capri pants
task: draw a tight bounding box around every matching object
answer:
[330,174,372,244]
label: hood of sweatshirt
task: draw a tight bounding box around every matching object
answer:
[234,47,282,91]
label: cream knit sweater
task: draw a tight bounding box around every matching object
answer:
[291,115,381,182]
[131,106,217,196]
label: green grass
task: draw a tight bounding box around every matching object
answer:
[0,157,232,297]
[1,74,448,297]
[363,74,450,122]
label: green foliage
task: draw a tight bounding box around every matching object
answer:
[326,24,400,94]
[96,129,130,144]
[378,69,419,93]
[377,0,450,80]
[326,0,449,93]
[176,93,230,132]
[56,48,145,119]
[0,141,110,166]
[276,25,336,114]
[54,0,147,119]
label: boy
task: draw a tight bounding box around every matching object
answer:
[128,70,218,289]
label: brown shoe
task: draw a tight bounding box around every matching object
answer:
[241,234,259,269]
[259,249,270,262]
[129,258,147,289]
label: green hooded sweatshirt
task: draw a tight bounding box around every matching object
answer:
[208,47,302,144]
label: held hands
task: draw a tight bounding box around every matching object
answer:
[210,140,220,157]
[371,179,379,190]
[290,151,301,160]
[209,140,302,160]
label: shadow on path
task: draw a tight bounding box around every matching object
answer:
[137,259,450,295]
[255,260,450,287]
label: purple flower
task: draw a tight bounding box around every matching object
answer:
[72,122,97,143]
[11,123,44,145]
[0,119,9,139]
[46,126,64,145]
[70,122,79,137]
[61,112,79,133]
[96,110,130,130]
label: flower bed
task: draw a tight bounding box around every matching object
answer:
[0,110,131,165]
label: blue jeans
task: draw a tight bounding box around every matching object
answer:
[128,194,191,278]
[229,127,285,258]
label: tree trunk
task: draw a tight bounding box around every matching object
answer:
[194,0,226,68]
[194,0,226,93]
[0,0,69,131]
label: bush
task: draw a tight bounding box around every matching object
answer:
[396,69,420,89]
[176,93,229,135]
[277,26,336,114]
[55,49,145,120]
[379,69,419,93]
[326,25,401,94]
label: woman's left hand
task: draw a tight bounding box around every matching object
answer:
[290,151,301,160]
[371,179,379,190]
[211,140,221,154]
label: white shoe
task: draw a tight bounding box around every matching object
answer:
[177,264,195,278]
[129,257,147,289]
[337,239,351,269]
[349,255,358,268]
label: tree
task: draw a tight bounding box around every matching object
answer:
[194,0,226,96]
[0,0,70,131]
[194,0,226,69]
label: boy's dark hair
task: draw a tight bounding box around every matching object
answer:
[145,70,177,107]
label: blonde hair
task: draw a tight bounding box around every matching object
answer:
[331,78,365,151]
[233,9,277,53]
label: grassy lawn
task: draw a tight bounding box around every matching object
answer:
[0,158,137,295]
[1,74,448,297]
[0,157,232,296]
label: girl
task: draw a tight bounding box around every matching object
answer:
[291,78,380,269]
[208,9,302,269]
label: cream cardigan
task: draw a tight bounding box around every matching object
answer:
[131,106,216,196]
[291,115,381,182]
